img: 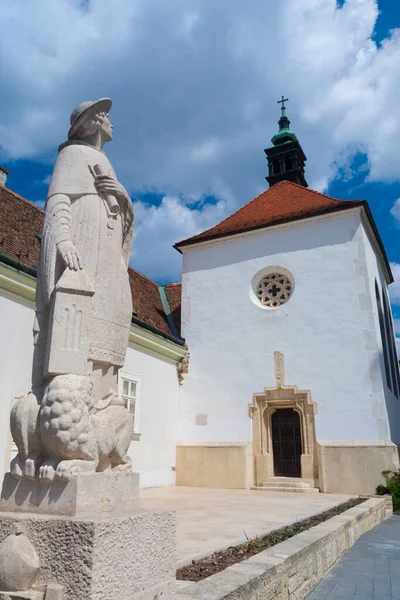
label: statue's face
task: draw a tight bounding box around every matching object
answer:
[101,114,113,142]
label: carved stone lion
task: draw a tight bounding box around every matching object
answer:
[11,374,132,483]
[11,375,132,483]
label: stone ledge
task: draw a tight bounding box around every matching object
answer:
[0,472,139,517]
[177,441,250,447]
[318,440,398,447]
[176,496,392,600]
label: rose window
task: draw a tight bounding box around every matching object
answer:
[256,272,293,308]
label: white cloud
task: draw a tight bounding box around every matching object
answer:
[179,11,200,38]
[1,0,400,280]
[189,138,224,164]
[132,195,227,282]
[390,198,400,221]
[35,199,46,210]
[389,262,400,306]
[393,319,400,336]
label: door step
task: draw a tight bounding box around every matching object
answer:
[252,477,319,493]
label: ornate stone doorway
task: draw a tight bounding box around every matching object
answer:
[249,352,318,488]
[271,408,302,477]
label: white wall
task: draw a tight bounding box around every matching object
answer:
[360,222,400,444]
[179,209,394,444]
[123,344,179,487]
[0,290,35,479]
[0,285,180,487]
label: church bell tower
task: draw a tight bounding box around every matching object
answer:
[265,96,308,188]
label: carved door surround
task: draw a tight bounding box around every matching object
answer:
[248,352,318,487]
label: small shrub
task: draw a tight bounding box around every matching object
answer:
[380,470,400,511]
[376,484,389,496]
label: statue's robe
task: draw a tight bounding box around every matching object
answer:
[34,142,134,389]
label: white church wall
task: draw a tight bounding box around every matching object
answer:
[0,265,181,487]
[360,221,400,444]
[179,209,392,447]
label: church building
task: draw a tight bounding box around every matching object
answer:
[175,100,400,494]
[0,101,399,495]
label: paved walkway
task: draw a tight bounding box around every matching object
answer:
[307,515,400,600]
[140,486,350,566]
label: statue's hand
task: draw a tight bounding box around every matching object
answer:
[95,174,128,201]
[57,240,83,271]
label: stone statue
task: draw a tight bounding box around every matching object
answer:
[11,98,135,483]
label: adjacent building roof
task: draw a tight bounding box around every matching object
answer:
[0,185,42,274]
[164,282,182,338]
[0,185,183,342]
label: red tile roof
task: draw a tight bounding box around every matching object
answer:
[175,180,365,248]
[0,185,43,272]
[164,282,182,337]
[128,268,175,336]
[0,185,183,341]
[174,180,393,283]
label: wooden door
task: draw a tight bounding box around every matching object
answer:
[271,408,302,477]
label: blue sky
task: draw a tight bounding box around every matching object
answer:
[1,0,400,333]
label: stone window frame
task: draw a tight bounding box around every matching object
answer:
[119,371,141,441]
[250,266,295,311]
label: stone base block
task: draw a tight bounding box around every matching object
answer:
[317,440,400,494]
[176,443,253,489]
[0,508,176,600]
[0,472,139,517]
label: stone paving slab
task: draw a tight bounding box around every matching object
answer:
[140,486,350,566]
[306,514,400,600]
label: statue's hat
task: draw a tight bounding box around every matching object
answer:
[68,98,112,140]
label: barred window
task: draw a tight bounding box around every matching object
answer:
[375,280,400,398]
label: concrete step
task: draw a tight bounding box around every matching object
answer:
[263,477,308,484]
[260,480,310,489]
[253,477,319,493]
[252,485,320,494]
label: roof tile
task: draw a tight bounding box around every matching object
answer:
[164,282,182,336]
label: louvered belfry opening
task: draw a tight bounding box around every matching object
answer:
[271,408,302,477]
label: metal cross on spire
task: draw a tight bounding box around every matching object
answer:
[277,95,289,117]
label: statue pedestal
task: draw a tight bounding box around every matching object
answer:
[0,472,140,517]
[0,473,176,600]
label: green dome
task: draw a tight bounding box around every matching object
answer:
[271,128,298,146]
[271,97,298,145]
